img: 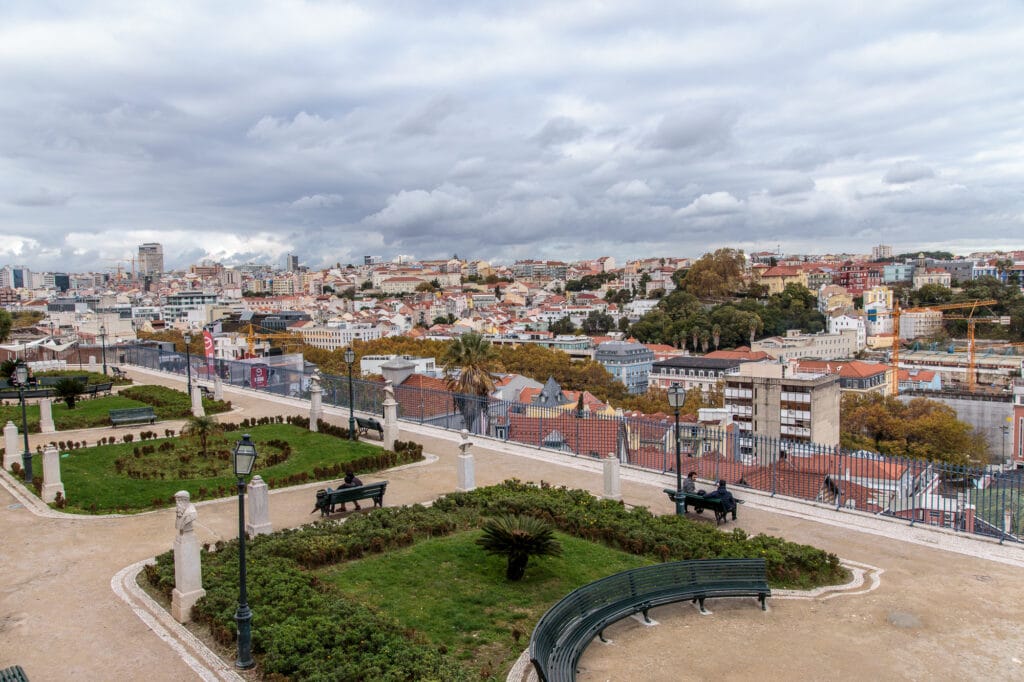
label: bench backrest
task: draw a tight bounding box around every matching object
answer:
[110,407,155,417]
[325,482,387,502]
[530,559,767,679]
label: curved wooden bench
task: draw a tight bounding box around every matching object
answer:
[529,559,769,682]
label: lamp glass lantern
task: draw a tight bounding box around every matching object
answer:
[14,363,28,386]
[667,383,685,408]
[233,434,258,476]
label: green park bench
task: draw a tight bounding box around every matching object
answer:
[664,488,740,525]
[0,664,29,682]
[109,407,157,426]
[312,481,388,516]
[530,558,770,682]
[355,416,384,439]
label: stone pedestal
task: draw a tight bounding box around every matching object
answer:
[382,381,399,450]
[213,376,223,401]
[190,386,205,418]
[602,453,622,502]
[41,445,65,503]
[3,421,19,470]
[246,475,273,536]
[309,383,322,432]
[88,355,98,372]
[39,399,55,434]
[456,429,476,492]
[171,491,205,623]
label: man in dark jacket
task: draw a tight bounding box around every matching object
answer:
[704,479,738,520]
[337,470,364,511]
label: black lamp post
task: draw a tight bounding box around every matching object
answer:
[345,347,356,440]
[232,433,258,670]
[667,382,685,515]
[99,324,108,376]
[1002,421,1010,463]
[183,331,193,398]
[14,362,32,483]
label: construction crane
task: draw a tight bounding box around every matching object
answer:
[101,256,137,281]
[889,299,998,394]
[244,324,303,358]
[940,314,1011,392]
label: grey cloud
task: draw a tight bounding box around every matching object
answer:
[395,96,458,136]
[10,188,72,207]
[645,107,736,152]
[531,117,588,147]
[884,161,936,184]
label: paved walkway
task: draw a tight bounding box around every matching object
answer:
[1,368,1023,680]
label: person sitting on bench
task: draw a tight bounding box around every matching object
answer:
[336,470,364,511]
[704,479,738,520]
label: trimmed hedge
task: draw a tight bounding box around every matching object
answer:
[144,480,846,679]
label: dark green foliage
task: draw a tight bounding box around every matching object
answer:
[476,514,563,580]
[143,481,844,679]
[52,378,85,408]
[120,385,231,418]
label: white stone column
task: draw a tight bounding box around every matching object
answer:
[3,421,19,470]
[171,491,205,623]
[190,386,205,417]
[245,475,273,536]
[603,453,622,502]
[41,444,65,504]
[1006,507,1015,536]
[456,429,476,492]
[88,355,98,372]
[382,380,399,450]
[309,379,322,433]
[39,398,56,434]
[213,375,223,401]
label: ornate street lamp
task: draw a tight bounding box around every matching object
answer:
[667,382,685,515]
[344,347,356,440]
[99,324,108,376]
[183,331,193,398]
[232,434,258,670]
[14,362,33,483]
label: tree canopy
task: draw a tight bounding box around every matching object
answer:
[840,393,989,465]
[677,248,746,299]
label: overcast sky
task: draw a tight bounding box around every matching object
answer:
[2,1,1023,272]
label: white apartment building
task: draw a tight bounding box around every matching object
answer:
[827,313,867,350]
[359,354,439,377]
[752,329,860,361]
[298,323,384,350]
[899,309,944,340]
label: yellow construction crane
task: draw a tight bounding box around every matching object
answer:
[889,298,998,394]
[244,324,303,358]
[940,314,1012,392]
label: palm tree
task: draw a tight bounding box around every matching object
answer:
[442,332,497,433]
[476,514,563,581]
[53,378,85,409]
[712,324,721,350]
[184,415,222,456]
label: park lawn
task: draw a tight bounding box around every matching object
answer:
[322,530,654,676]
[56,423,383,514]
[0,395,150,433]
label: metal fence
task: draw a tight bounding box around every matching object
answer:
[120,343,1023,545]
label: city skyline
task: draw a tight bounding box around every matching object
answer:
[2,2,1023,272]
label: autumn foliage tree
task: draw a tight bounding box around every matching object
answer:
[840,394,989,465]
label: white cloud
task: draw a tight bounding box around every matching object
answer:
[291,194,343,209]
[676,192,744,216]
[883,161,936,184]
[607,179,654,198]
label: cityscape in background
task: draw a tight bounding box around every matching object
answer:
[2,241,1023,475]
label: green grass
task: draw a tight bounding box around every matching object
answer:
[0,395,151,433]
[322,530,653,674]
[54,423,385,514]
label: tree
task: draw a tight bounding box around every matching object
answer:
[475,514,562,581]
[442,332,497,433]
[0,309,11,343]
[840,393,988,464]
[184,415,222,456]
[53,378,85,409]
[581,310,614,335]
[679,248,746,299]
[548,316,576,335]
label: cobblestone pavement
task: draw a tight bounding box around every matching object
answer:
[1,368,1022,681]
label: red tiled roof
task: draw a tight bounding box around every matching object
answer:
[508,413,623,457]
